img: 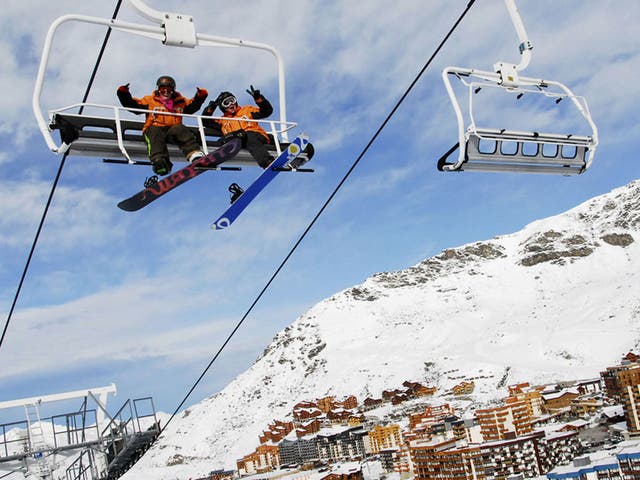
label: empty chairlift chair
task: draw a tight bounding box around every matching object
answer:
[437,0,598,175]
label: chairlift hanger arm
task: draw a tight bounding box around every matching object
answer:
[503,0,533,72]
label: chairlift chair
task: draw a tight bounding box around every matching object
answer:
[33,0,310,169]
[437,0,598,175]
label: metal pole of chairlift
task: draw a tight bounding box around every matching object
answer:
[503,0,533,72]
[126,0,164,24]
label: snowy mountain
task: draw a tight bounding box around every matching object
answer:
[122,179,640,480]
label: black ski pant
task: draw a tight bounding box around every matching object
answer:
[144,124,200,166]
[245,131,273,168]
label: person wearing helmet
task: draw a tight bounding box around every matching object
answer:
[201,86,274,168]
[116,75,208,176]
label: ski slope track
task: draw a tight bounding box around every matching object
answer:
[124,180,640,479]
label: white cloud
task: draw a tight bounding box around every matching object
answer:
[0,180,121,249]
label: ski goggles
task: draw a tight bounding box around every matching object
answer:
[220,96,237,109]
[158,86,174,93]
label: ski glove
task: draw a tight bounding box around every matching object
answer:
[246,85,261,100]
[195,87,208,99]
[203,101,217,117]
[221,129,247,146]
[117,83,130,94]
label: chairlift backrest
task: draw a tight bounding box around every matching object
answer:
[33,0,297,165]
[438,0,598,175]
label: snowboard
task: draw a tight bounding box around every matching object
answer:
[210,134,310,230]
[117,139,242,212]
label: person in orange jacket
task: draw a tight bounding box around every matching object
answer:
[117,75,208,176]
[202,86,274,168]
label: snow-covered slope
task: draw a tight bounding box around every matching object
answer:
[123,180,640,480]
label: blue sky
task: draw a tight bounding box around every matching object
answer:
[0,0,638,423]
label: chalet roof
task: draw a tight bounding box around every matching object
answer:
[545,429,579,441]
[294,406,322,414]
[602,405,624,418]
[618,444,640,458]
[565,419,589,428]
[547,454,618,476]
[542,388,580,400]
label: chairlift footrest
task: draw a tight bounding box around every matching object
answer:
[272,167,314,173]
[194,166,242,171]
[103,158,152,166]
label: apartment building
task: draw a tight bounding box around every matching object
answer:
[362,398,383,411]
[476,397,533,441]
[403,381,437,398]
[409,404,456,430]
[278,436,320,467]
[296,419,322,438]
[547,442,640,479]
[542,388,581,412]
[317,396,335,413]
[507,383,545,418]
[618,443,640,479]
[410,437,483,480]
[237,444,280,476]
[615,363,640,434]
[601,357,640,403]
[366,424,402,454]
[316,427,367,463]
[452,381,475,395]
[410,430,580,479]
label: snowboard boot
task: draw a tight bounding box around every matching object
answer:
[151,157,173,176]
[187,150,205,163]
[228,183,244,204]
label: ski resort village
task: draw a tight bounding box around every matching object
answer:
[4,353,640,479]
[215,353,640,479]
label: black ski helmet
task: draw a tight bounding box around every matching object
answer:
[215,91,236,111]
[156,75,176,90]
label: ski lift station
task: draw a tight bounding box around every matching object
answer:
[0,384,159,480]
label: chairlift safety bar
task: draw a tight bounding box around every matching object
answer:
[49,102,297,163]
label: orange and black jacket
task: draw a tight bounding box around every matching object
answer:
[202,95,273,141]
[117,89,206,131]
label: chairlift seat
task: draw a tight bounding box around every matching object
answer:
[457,128,593,175]
[49,112,310,167]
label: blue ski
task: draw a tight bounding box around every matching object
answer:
[210,134,310,230]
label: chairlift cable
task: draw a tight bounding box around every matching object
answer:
[0,0,124,352]
[159,0,478,436]
[0,467,24,479]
